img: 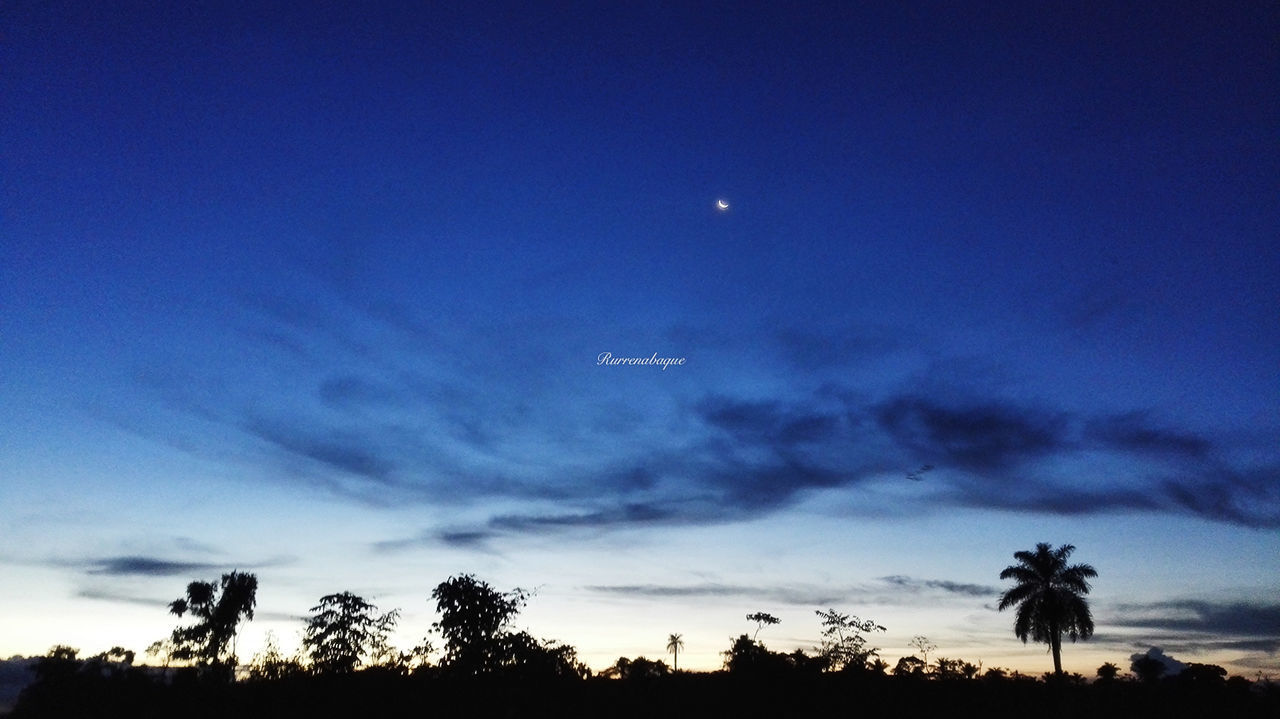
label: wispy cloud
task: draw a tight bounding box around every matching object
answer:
[1111,599,1280,639]
[873,396,1067,471]
[77,587,305,622]
[86,556,222,577]
[585,576,999,607]
[77,588,166,607]
[60,553,297,578]
[879,575,999,597]
[243,415,398,484]
[583,583,848,607]
[1085,412,1213,458]
[121,287,1280,537]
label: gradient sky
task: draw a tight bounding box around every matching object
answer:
[2,2,1278,677]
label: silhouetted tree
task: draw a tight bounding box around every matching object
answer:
[934,657,966,680]
[605,656,670,679]
[814,608,885,672]
[909,635,936,669]
[496,631,590,679]
[1096,661,1120,682]
[983,667,1008,681]
[166,570,258,674]
[303,591,399,674]
[723,634,791,676]
[894,655,926,677]
[997,543,1096,676]
[666,633,684,672]
[247,631,304,680]
[1180,663,1227,684]
[431,574,526,676]
[430,574,583,678]
[31,646,81,683]
[145,639,176,668]
[790,649,829,674]
[746,611,780,640]
[82,647,135,680]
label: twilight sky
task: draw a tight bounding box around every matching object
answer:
[2,2,1278,676]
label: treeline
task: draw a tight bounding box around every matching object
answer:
[14,656,1280,719]
[11,570,1280,718]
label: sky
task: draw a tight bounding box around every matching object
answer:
[2,1,1278,679]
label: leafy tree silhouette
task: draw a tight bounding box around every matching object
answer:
[1096,661,1120,682]
[166,570,258,676]
[31,646,81,683]
[723,634,790,676]
[997,543,1096,677]
[1131,654,1166,683]
[1180,663,1228,684]
[934,657,966,680]
[496,630,590,679]
[909,635,936,668]
[303,592,400,674]
[666,633,684,672]
[894,655,926,677]
[248,631,304,680]
[814,608,885,672]
[605,656,670,679]
[431,574,527,676]
[746,611,780,640]
[429,573,585,678]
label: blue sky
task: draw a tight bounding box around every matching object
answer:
[2,2,1278,676]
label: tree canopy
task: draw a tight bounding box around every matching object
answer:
[998,543,1097,676]
[303,592,400,674]
[166,571,258,670]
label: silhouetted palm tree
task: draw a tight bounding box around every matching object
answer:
[998,543,1097,676]
[666,633,684,672]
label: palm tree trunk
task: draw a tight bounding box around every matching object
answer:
[1051,633,1062,676]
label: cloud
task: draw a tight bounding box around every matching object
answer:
[491,503,676,532]
[874,396,1067,471]
[318,375,402,410]
[583,583,847,607]
[951,482,1161,517]
[773,325,906,370]
[376,386,1279,547]
[1112,599,1280,638]
[86,556,222,577]
[696,395,843,446]
[584,575,999,607]
[77,588,165,607]
[126,286,1280,535]
[1130,646,1188,676]
[879,575,999,597]
[61,553,296,579]
[242,416,397,483]
[76,588,304,622]
[1161,467,1280,529]
[1086,413,1212,458]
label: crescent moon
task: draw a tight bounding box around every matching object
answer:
[716,199,730,210]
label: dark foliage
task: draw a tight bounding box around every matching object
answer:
[166,571,258,670]
[15,665,1280,719]
[302,592,398,674]
[998,543,1097,676]
[430,574,587,679]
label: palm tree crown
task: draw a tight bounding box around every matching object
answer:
[666,633,684,672]
[998,543,1097,676]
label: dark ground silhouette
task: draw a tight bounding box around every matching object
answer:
[11,665,1280,719]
